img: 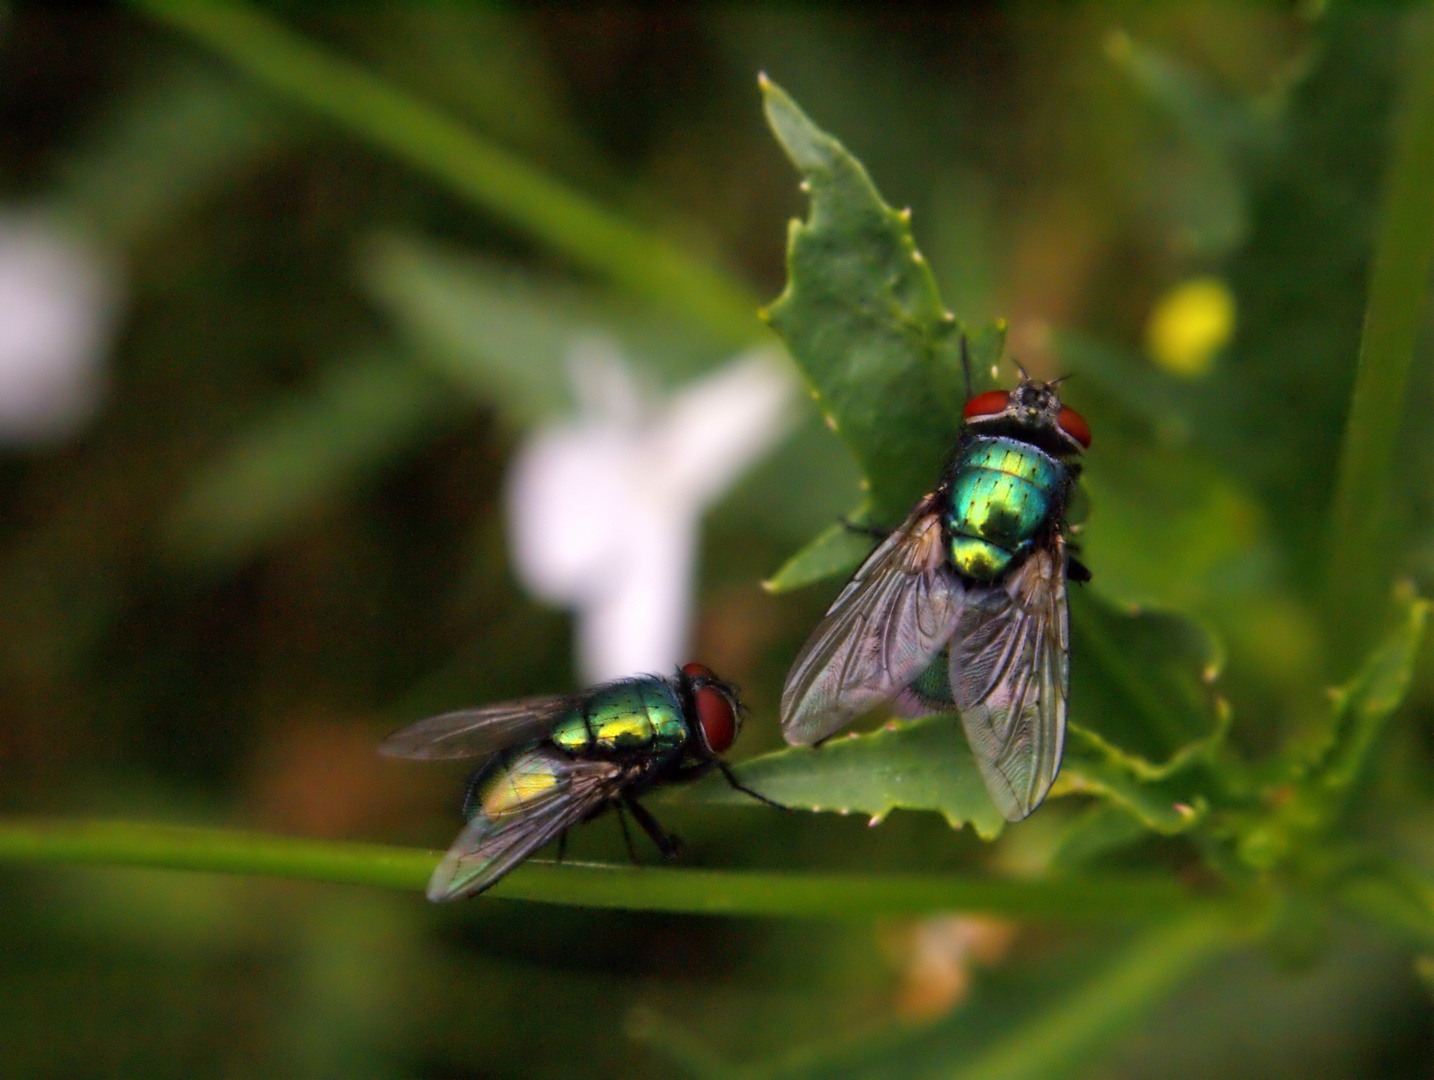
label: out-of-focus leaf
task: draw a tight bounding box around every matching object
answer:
[683,714,1007,841]
[1068,591,1227,774]
[1051,803,1155,868]
[760,76,1002,525]
[1108,31,1287,160]
[1303,594,1429,792]
[362,232,735,422]
[138,0,761,347]
[162,352,463,569]
[362,233,578,420]
[1326,21,1434,629]
[60,60,290,250]
[1078,444,1270,613]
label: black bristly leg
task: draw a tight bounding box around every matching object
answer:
[841,517,890,541]
[614,802,641,864]
[624,797,682,860]
[717,761,791,811]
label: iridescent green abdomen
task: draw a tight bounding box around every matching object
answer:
[945,436,1066,580]
[549,679,688,756]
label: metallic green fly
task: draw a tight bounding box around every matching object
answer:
[780,369,1091,821]
[382,663,779,900]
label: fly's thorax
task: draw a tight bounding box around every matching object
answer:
[549,678,689,757]
[944,435,1067,580]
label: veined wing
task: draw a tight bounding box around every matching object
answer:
[949,539,1069,822]
[380,696,571,761]
[781,495,966,746]
[427,746,623,901]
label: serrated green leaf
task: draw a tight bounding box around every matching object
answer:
[760,76,1002,526]
[1058,745,1208,834]
[1308,595,1429,792]
[682,714,1007,840]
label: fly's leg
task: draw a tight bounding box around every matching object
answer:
[614,802,641,864]
[624,797,682,860]
[717,761,791,811]
[841,518,890,541]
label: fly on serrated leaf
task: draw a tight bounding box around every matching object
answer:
[780,360,1091,822]
[383,663,781,901]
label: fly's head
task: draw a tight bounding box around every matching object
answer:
[962,371,1091,457]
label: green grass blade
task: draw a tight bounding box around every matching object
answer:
[132,0,760,347]
[0,817,1198,921]
[1326,16,1434,624]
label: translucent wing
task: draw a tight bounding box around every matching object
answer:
[949,539,1069,822]
[427,746,623,901]
[379,696,572,761]
[781,495,966,745]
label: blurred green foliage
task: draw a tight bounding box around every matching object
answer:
[3,4,1434,1079]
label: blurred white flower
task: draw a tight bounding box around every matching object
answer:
[507,337,796,682]
[0,212,121,443]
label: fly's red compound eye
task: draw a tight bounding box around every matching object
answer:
[682,662,736,753]
[1057,406,1092,448]
[963,390,1010,420]
[694,685,736,754]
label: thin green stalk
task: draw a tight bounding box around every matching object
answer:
[131,0,760,348]
[1326,11,1434,624]
[0,817,1203,921]
[948,909,1239,1080]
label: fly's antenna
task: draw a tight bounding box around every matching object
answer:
[1048,372,1075,389]
[1012,356,1031,383]
[960,332,974,402]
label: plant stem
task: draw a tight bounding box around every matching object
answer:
[0,817,1204,921]
[131,0,760,348]
[1326,11,1434,628]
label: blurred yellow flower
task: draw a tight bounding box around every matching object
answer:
[1145,276,1236,377]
